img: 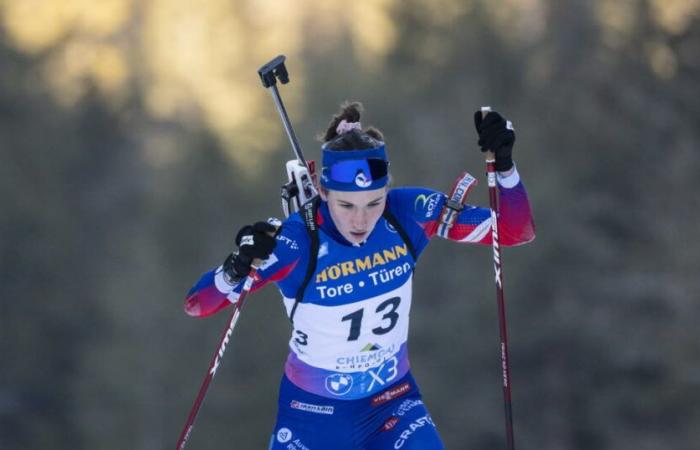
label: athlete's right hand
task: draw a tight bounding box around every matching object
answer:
[223,221,278,282]
[473,110,515,172]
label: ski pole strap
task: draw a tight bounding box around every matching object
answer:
[290,197,321,323]
[436,172,478,239]
[382,208,417,262]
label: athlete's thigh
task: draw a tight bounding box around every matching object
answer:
[365,397,445,450]
[270,374,358,449]
[269,411,355,450]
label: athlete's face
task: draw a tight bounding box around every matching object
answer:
[321,188,387,244]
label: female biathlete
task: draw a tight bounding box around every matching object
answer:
[184,102,535,449]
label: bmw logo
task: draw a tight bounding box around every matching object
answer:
[325,373,353,396]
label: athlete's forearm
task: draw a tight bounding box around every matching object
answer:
[184,221,307,317]
[184,267,240,317]
[492,165,535,246]
[496,181,536,246]
[439,166,534,246]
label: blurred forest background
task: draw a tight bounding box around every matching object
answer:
[1,0,699,449]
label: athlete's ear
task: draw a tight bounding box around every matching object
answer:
[319,188,329,202]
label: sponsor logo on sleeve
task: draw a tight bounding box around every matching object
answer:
[414,193,440,218]
[276,235,299,250]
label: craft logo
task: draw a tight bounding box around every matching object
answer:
[277,235,299,250]
[393,415,436,448]
[325,373,354,396]
[355,171,372,188]
[371,381,411,407]
[276,427,292,443]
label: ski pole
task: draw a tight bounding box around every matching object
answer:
[174,269,258,450]
[258,55,310,170]
[481,106,516,450]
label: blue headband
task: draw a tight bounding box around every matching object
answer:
[320,145,390,191]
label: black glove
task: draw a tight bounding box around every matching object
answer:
[223,221,278,282]
[473,110,515,172]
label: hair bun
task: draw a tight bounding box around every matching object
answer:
[336,119,363,135]
[320,100,383,145]
[340,102,362,123]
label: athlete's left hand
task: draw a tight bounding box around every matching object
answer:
[473,110,515,172]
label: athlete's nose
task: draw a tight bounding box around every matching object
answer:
[351,208,368,230]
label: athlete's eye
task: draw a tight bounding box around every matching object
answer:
[339,203,353,210]
[368,198,384,208]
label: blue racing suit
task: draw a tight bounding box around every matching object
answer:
[185,168,535,449]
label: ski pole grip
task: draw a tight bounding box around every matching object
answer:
[480,106,496,162]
